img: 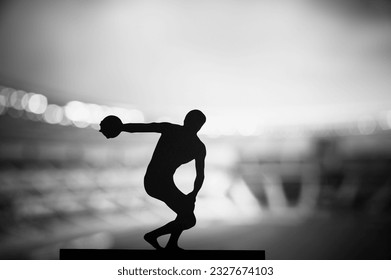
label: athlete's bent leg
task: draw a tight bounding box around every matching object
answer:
[165,212,196,250]
[143,179,196,250]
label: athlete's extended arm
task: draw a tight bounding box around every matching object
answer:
[122,122,172,133]
[100,115,174,139]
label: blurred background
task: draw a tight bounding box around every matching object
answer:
[1,0,391,259]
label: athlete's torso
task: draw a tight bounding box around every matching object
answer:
[146,125,204,177]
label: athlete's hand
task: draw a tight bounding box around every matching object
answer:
[100,115,123,139]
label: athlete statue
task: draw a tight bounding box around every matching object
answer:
[99,110,206,250]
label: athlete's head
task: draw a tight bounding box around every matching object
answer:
[184,109,206,133]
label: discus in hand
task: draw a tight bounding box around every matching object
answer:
[100,115,123,138]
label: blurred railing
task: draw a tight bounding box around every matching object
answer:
[240,134,391,217]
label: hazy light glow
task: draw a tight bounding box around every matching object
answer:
[10,90,25,110]
[0,88,13,106]
[21,92,31,109]
[1,1,390,128]
[109,107,144,123]
[64,100,145,127]
[28,93,47,114]
[44,104,64,124]
[64,101,89,123]
[238,123,257,137]
[2,83,391,138]
[86,103,104,124]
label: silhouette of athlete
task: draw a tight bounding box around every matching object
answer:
[99,110,206,250]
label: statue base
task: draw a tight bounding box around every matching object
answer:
[59,249,265,260]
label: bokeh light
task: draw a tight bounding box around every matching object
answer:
[28,93,47,114]
[43,104,64,124]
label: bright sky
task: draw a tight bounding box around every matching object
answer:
[1,0,391,126]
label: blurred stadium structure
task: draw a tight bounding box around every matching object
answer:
[1,85,391,259]
[1,0,391,259]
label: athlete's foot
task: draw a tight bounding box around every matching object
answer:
[144,233,163,250]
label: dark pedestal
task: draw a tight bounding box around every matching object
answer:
[59,249,265,260]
